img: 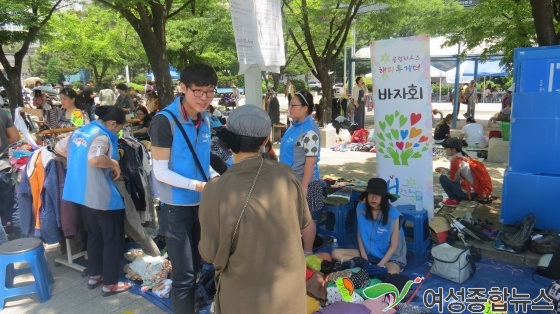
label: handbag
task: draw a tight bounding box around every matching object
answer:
[462,91,473,105]
[210,157,264,314]
[348,98,356,111]
[430,243,476,283]
[162,109,208,182]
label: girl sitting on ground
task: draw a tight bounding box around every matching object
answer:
[434,114,453,144]
[332,178,407,274]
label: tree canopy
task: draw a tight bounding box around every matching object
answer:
[0,0,65,110]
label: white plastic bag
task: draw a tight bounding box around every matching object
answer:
[14,107,37,147]
[338,129,351,143]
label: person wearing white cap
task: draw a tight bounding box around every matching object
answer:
[199,105,316,314]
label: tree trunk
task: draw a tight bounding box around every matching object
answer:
[6,73,24,112]
[117,3,175,108]
[316,64,332,127]
[530,0,559,46]
[272,72,281,92]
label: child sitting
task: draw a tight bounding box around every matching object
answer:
[332,178,407,274]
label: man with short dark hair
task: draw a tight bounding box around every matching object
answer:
[148,64,219,314]
[114,83,134,113]
[0,109,22,244]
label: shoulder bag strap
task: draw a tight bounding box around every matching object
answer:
[212,157,264,313]
[162,109,208,182]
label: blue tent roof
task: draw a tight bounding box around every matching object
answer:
[146,66,180,80]
[461,60,507,77]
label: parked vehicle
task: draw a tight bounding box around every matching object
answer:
[308,81,321,89]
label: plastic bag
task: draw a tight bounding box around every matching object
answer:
[14,107,37,147]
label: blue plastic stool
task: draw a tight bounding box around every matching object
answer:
[396,205,431,260]
[318,196,356,247]
[0,238,54,309]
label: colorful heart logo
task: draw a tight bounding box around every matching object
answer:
[405,142,412,149]
[414,143,420,147]
[410,127,422,139]
[410,113,422,126]
[400,130,409,140]
[419,136,428,143]
[396,142,404,150]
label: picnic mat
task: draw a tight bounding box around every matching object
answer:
[121,240,555,314]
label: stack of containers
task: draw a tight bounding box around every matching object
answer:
[500,46,560,231]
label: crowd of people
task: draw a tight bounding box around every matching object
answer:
[14,65,523,314]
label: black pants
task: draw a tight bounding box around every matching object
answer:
[161,204,201,314]
[82,206,125,285]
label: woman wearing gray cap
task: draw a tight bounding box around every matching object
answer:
[199,105,316,314]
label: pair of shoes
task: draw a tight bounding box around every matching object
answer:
[101,282,133,297]
[440,198,460,207]
[87,276,103,289]
[463,113,469,119]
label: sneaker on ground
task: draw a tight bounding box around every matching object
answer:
[441,198,460,207]
[463,113,469,119]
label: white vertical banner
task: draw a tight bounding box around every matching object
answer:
[370,35,434,219]
[229,0,285,74]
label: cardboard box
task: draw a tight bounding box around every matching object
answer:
[429,216,450,243]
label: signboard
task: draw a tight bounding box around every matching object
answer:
[459,0,479,7]
[230,0,285,74]
[370,35,434,219]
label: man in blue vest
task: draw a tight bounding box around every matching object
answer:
[149,64,219,314]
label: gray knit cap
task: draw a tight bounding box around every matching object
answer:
[226,105,271,138]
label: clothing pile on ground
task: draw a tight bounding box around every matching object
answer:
[304,253,432,313]
[123,248,172,296]
[330,142,375,152]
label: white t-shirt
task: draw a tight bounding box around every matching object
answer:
[213,108,222,118]
[461,123,488,148]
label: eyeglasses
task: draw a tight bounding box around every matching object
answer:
[188,86,216,98]
[288,104,303,108]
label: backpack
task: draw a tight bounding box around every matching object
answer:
[461,157,493,199]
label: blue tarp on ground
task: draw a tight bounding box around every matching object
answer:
[403,257,553,313]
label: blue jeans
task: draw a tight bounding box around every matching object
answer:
[160,203,201,314]
[0,168,22,245]
[439,175,474,201]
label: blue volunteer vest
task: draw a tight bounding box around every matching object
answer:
[63,121,124,210]
[279,115,321,181]
[357,202,407,266]
[153,97,211,205]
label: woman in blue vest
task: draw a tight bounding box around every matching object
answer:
[332,178,407,274]
[55,106,132,296]
[279,91,323,214]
